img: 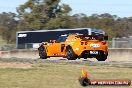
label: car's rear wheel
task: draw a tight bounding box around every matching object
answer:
[96,55,107,61]
[66,46,78,60]
[38,46,47,59]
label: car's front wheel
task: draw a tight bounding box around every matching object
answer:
[38,46,47,59]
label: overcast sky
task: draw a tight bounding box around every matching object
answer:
[0,0,132,17]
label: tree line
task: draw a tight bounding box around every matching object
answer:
[0,0,132,43]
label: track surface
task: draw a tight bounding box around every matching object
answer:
[1,57,132,67]
[35,57,132,67]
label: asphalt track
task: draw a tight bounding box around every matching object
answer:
[35,57,132,67]
[1,56,132,67]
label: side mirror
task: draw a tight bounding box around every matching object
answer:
[104,36,108,40]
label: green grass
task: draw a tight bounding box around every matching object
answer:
[0,63,131,88]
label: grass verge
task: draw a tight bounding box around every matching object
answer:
[0,62,131,88]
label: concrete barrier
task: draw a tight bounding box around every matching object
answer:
[107,48,132,61]
[0,48,132,61]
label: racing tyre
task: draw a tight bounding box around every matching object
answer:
[38,46,47,59]
[66,47,78,60]
[96,55,107,61]
[83,57,87,59]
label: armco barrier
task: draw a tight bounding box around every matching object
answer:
[0,48,132,61]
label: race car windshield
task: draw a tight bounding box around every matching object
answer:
[56,36,67,42]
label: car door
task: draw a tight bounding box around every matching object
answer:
[48,36,67,55]
[49,43,66,56]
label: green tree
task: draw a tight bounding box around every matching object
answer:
[0,12,18,43]
[17,0,72,30]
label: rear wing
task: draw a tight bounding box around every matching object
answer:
[79,34,108,41]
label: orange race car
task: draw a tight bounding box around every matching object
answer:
[38,34,108,61]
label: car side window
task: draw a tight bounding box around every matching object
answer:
[56,36,67,42]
